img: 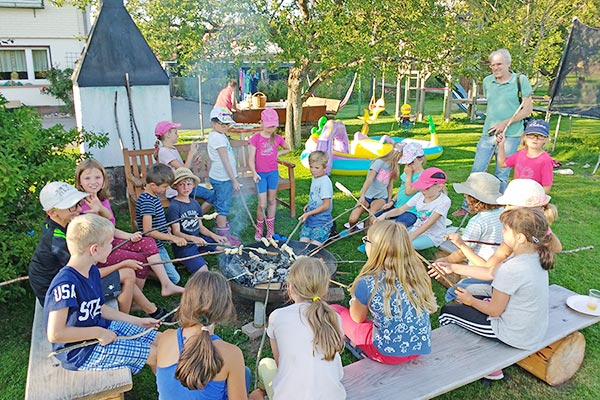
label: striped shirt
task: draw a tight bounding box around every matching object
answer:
[461,208,504,262]
[135,192,167,248]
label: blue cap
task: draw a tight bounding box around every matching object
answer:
[524,119,549,137]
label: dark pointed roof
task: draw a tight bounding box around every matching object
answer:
[73,0,168,87]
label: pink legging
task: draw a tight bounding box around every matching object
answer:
[98,237,159,279]
[331,304,418,365]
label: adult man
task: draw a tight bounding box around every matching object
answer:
[453,49,533,217]
[214,79,239,113]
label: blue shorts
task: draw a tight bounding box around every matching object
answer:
[172,236,217,273]
[191,185,215,204]
[209,178,234,216]
[79,320,158,375]
[256,171,279,194]
[158,246,180,284]
[364,196,388,205]
[299,224,331,244]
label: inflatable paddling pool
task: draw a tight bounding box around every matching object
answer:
[300,120,443,176]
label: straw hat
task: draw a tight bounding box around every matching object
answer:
[172,167,200,188]
[453,172,502,205]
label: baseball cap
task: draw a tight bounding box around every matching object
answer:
[496,179,551,207]
[453,172,502,205]
[524,120,549,137]
[261,108,279,128]
[399,142,425,164]
[412,167,447,190]
[155,121,181,137]
[210,107,235,124]
[39,182,89,212]
[172,167,200,188]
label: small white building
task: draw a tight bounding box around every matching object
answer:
[0,0,90,110]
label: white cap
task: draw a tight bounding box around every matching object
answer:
[496,179,551,207]
[39,182,89,211]
[210,107,235,124]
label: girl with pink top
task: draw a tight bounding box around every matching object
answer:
[75,159,184,298]
[248,108,290,240]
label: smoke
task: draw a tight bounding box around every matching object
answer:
[228,190,254,237]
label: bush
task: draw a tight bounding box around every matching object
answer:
[42,67,74,113]
[0,94,108,302]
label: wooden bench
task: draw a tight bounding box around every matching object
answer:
[122,140,296,230]
[26,299,131,400]
[342,284,600,399]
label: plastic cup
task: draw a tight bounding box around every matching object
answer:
[587,289,600,311]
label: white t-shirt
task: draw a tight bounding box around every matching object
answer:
[461,208,504,262]
[405,191,451,245]
[207,130,237,181]
[267,302,345,400]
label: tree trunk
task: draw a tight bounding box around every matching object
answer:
[285,66,304,149]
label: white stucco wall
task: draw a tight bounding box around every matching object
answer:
[74,85,172,167]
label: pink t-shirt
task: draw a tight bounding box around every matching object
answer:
[505,149,554,187]
[214,86,235,111]
[248,133,286,173]
[81,198,116,225]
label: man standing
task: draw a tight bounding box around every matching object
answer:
[214,79,239,113]
[453,49,533,217]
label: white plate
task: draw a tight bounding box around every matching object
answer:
[566,295,600,316]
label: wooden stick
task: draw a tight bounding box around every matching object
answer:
[330,279,349,289]
[415,252,457,290]
[284,219,303,246]
[111,216,190,253]
[238,191,258,230]
[0,275,29,287]
[140,250,224,267]
[335,182,375,217]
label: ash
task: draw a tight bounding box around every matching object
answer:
[221,248,295,287]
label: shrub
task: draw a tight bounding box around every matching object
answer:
[42,67,74,113]
[0,94,108,302]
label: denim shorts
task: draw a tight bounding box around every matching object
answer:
[209,178,234,216]
[256,171,279,194]
[191,185,215,204]
[365,196,388,205]
[299,224,331,244]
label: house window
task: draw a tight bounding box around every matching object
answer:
[0,48,50,81]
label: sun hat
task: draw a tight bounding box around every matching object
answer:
[496,179,551,207]
[398,142,425,164]
[261,108,279,128]
[412,167,447,190]
[453,172,502,205]
[523,119,550,137]
[39,182,89,212]
[172,167,200,188]
[210,107,235,124]
[155,121,181,137]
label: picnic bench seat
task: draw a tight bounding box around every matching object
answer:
[122,140,296,230]
[25,299,131,400]
[305,96,343,117]
[342,284,600,399]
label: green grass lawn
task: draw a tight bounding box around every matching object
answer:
[1,103,599,399]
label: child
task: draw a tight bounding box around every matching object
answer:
[76,159,184,300]
[497,119,553,193]
[45,214,160,374]
[207,107,241,246]
[156,270,263,399]
[434,207,553,381]
[346,143,402,232]
[258,257,345,399]
[135,163,188,285]
[299,151,333,246]
[435,172,504,302]
[154,120,215,211]
[248,108,290,240]
[378,167,451,251]
[166,167,229,274]
[331,221,438,364]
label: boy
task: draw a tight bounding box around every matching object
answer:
[299,151,333,245]
[45,214,159,373]
[207,106,241,245]
[136,163,187,284]
[29,182,163,317]
[166,167,228,273]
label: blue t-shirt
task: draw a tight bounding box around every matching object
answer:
[354,273,432,356]
[156,329,227,399]
[136,192,168,248]
[166,198,204,257]
[44,265,110,370]
[305,175,333,227]
[394,171,422,213]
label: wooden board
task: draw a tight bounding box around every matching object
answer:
[342,284,600,400]
[26,301,132,400]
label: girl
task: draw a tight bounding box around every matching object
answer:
[496,119,553,193]
[75,159,184,301]
[258,257,345,399]
[156,271,264,400]
[346,143,402,233]
[154,120,215,211]
[332,221,437,364]
[434,207,553,354]
[378,167,451,251]
[248,108,290,240]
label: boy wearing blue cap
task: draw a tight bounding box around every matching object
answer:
[496,119,553,193]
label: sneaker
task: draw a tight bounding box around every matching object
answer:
[148,306,175,323]
[483,369,504,380]
[339,229,351,238]
[357,243,366,253]
[344,222,365,230]
[451,208,468,217]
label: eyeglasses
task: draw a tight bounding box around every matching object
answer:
[361,236,371,244]
[526,134,546,140]
[67,201,83,212]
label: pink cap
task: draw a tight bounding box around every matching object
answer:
[412,167,447,190]
[261,108,279,128]
[155,121,181,137]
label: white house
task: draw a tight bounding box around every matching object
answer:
[0,0,90,111]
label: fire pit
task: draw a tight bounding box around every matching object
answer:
[219,240,337,304]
